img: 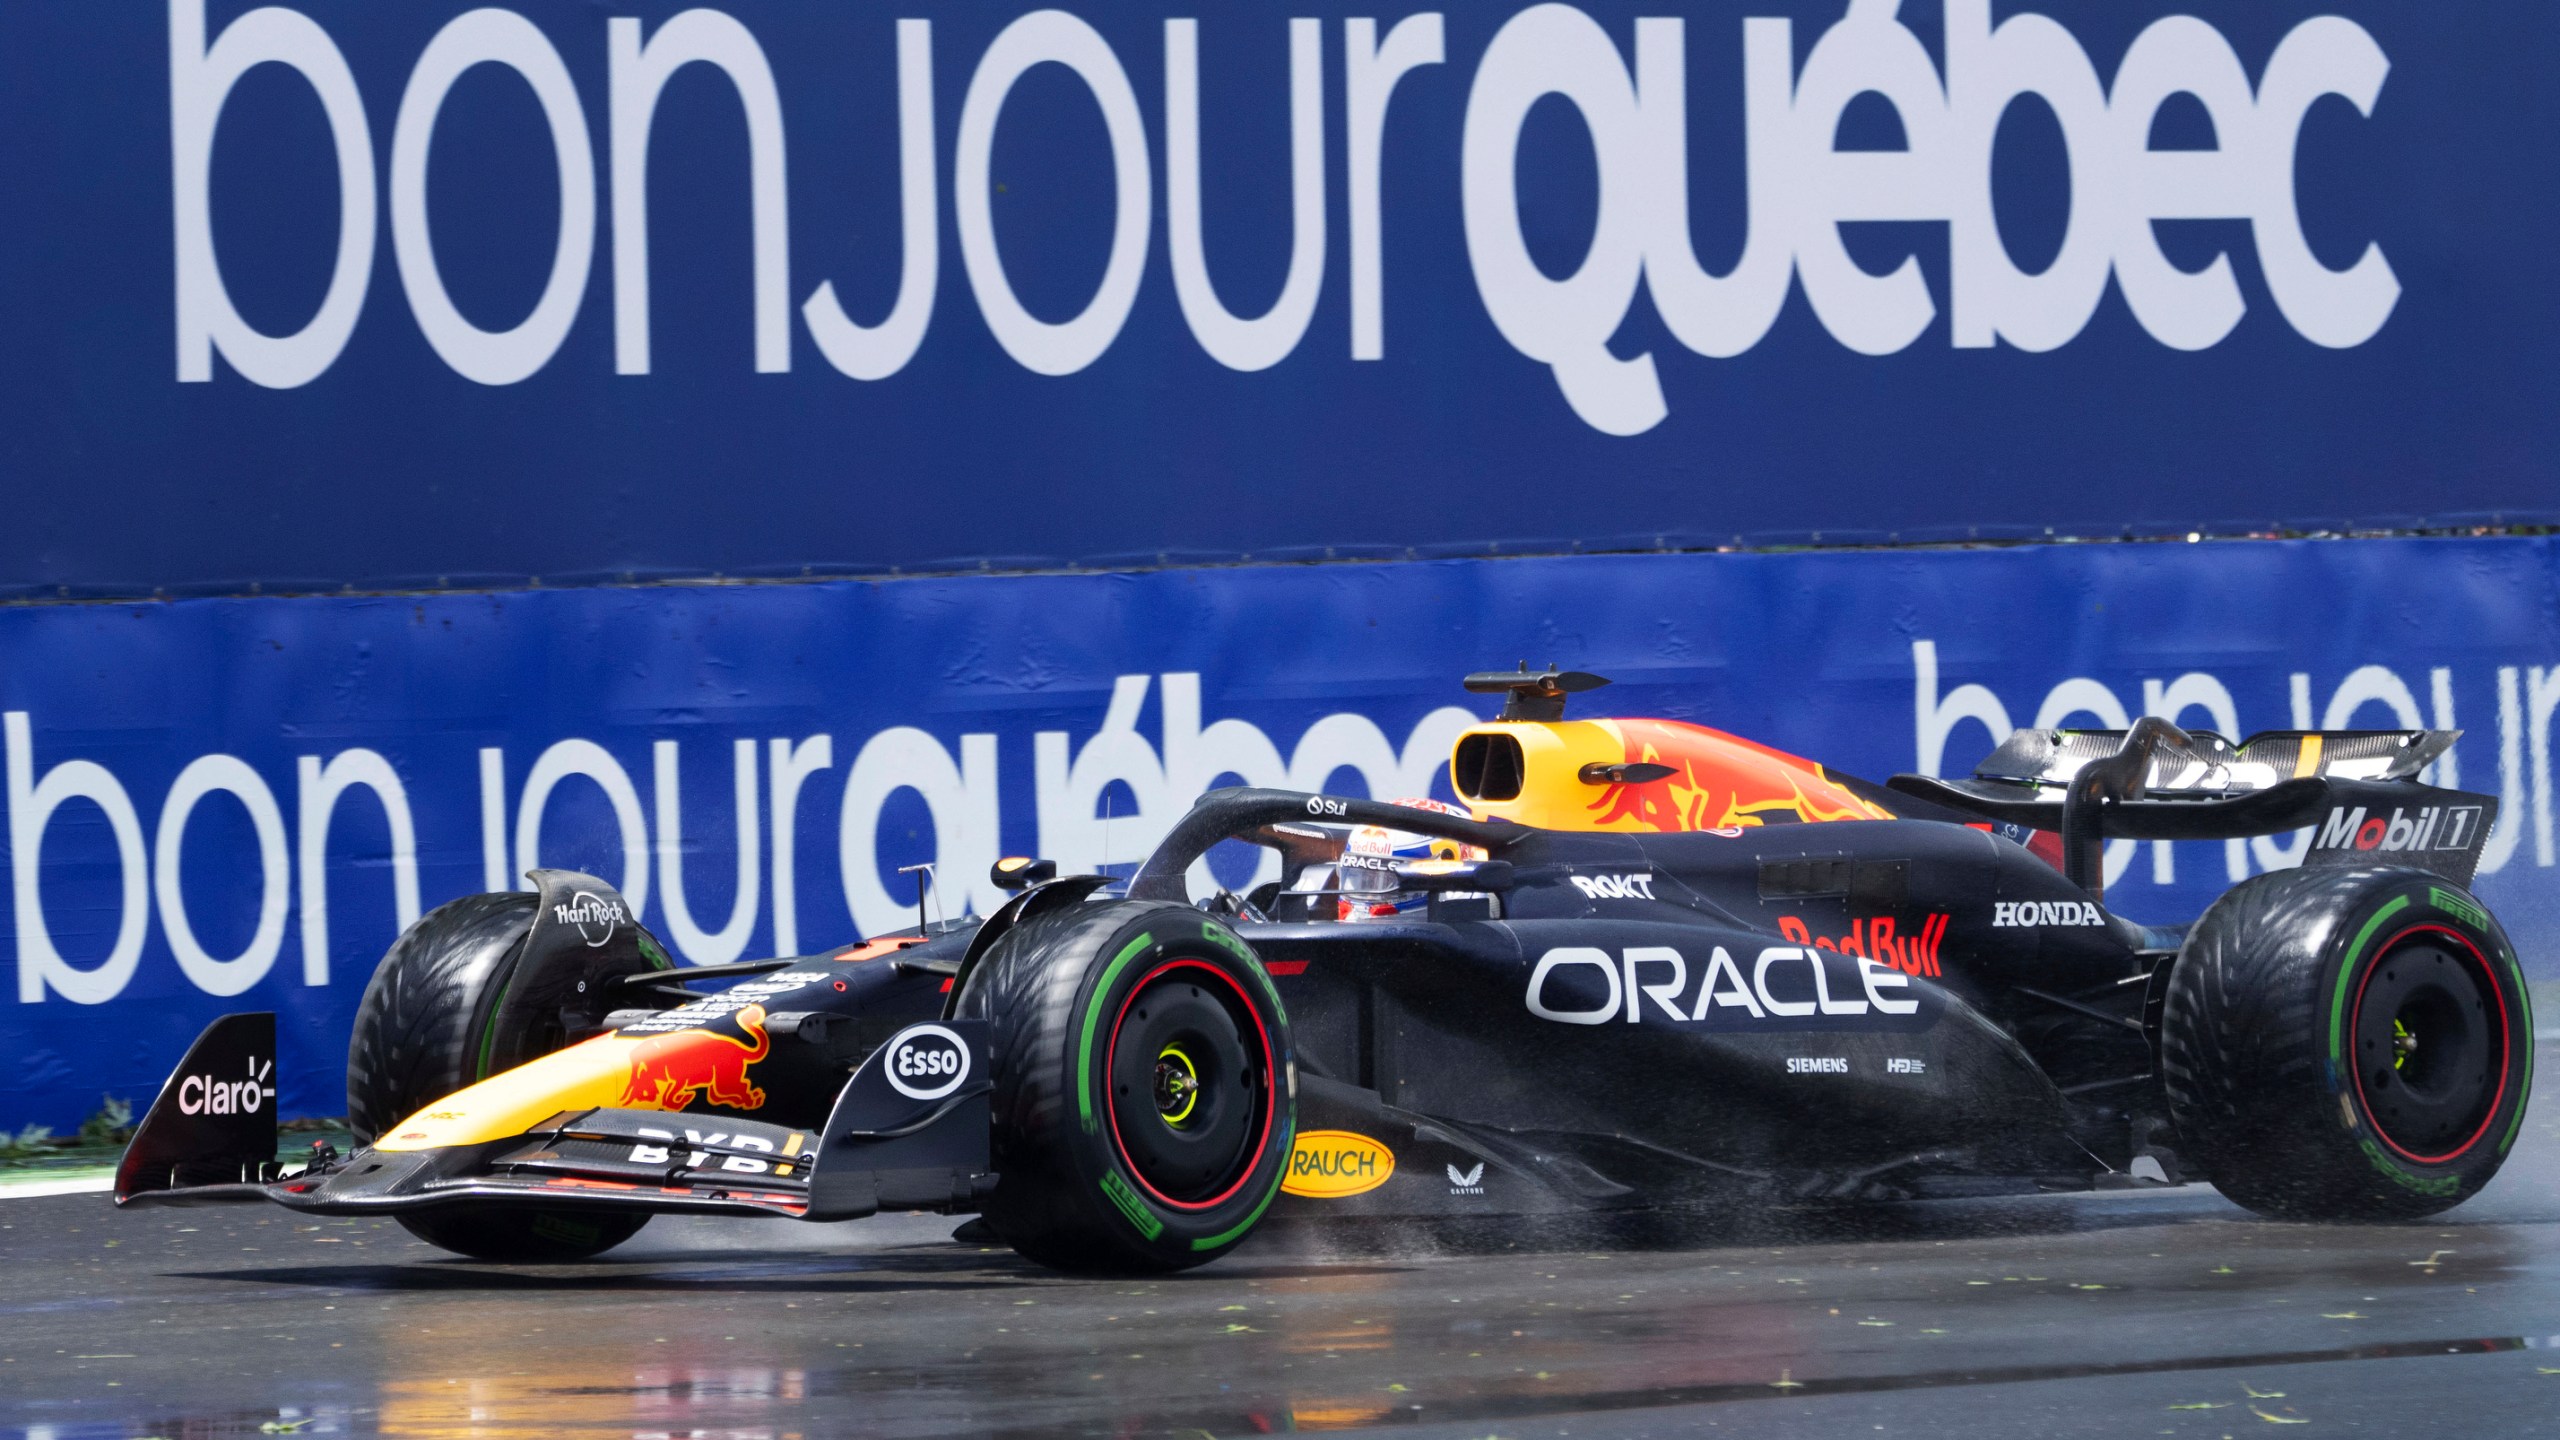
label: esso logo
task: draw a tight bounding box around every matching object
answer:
[884,1024,972,1101]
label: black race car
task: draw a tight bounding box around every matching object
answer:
[117,668,2531,1273]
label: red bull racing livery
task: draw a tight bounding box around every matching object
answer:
[118,668,2534,1273]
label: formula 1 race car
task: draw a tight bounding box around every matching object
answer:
[117,667,2532,1273]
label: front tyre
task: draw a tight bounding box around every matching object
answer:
[2162,866,2532,1220]
[350,880,672,1263]
[960,900,1294,1274]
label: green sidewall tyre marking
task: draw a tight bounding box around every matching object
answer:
[1098,1170,1165,1240]
[2327,894,2410,1067]
[475,976,516,1081]
[1079,933,1157,1134]
[2327,883,2534,1175]
[2357,1137,2461,1196]
[2431,886,2490,932]
[1199,921,1288,1021]
[1078,919,1293,1251]
[1192,1119,1294,1252]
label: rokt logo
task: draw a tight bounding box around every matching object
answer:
[178,1055,274,1116]
[1281,1130,1395,1198]
[1569,872,1657,902]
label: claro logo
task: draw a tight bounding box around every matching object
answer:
[178,1056,275,1116]
[165,0,2394,436]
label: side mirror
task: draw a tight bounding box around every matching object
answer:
[991,856,1059,891]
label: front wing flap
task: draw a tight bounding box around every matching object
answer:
[120,1019,993,1225]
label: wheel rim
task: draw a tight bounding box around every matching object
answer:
[2350,924,2510,1164]
[1105,958,1275,1209]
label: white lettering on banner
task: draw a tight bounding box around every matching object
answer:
[803,21,939,381]
[514,739,652,914]
[1167,17,1328,371]
[839,728,1003,940]
[391,8,594,385]
[166,3,2397,431]
[1036,673,1476,895]
[297,750,421,987]
[956,10,1152,376]
[1462,0,2397,429]
[157,757,291,998]
[608,10,793,376]
[657,739,762,965]
[9,713,149,1005]
[169,0,375,388]
[768,735,836,957]
[1346,14,1446,360]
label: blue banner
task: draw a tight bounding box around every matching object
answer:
[4,536,2559,1127]
[1,0,2553,594]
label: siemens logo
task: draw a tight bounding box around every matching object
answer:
[168,0,2393,435]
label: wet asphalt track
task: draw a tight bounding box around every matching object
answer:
[12,1049,2560,1438]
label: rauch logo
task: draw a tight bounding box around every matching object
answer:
[1281,1130,1396,1198]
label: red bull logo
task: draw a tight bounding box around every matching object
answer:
[620,1004,772,1112]
[1778,914,1948,978]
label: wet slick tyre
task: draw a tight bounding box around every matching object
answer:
[959,900,1294,1274]
[2162,866,2532,1221]
[346,891,649,1262]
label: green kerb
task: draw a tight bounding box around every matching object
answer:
[2328,895,2410,1062]
[1077,933,1156,1133]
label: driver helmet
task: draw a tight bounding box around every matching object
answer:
[1336,797,1486,922]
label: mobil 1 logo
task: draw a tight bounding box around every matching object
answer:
[2305,786,2498,882]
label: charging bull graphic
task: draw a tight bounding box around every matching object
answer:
[1584,718,1890,832]
[620,1005,772,1112]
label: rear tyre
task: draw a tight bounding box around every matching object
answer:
[2161,866,2532,1220]
[958,900,1294,1274]
[348,888,660,1262]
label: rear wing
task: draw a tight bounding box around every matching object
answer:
[1889,722,2496,896]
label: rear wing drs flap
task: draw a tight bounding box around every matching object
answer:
[1889,722,2497,895]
